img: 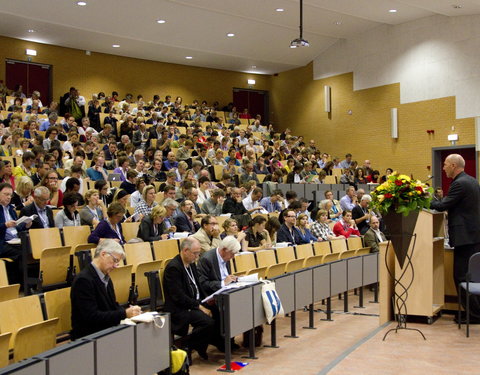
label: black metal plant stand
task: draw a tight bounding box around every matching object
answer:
[383,234,426,341]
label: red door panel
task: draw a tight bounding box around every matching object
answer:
[440,147,476,195]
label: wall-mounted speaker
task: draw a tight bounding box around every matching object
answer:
[324,85,331,113]
[391,108,398,138]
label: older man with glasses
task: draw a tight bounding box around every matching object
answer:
[70,239,141,339]
[190,215,221,254]
[20,186,55,228]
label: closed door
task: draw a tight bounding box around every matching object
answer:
[6,59,52,104]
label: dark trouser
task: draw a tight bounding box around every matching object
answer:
[0,243,23,285]
[173,309,215,353]
[455,243,480,319]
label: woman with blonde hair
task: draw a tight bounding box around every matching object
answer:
[80,189,105,227]
[133,184,158,217]
[12,176,34,210]
[221,218,247,251]
[137,205,170,242]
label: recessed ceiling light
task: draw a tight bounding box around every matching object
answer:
[251,65,256,69]
[76,1,87,6]
[452,4,463,9]
[156,19,166,24]
[276,8,284,12]
[185,56,193,59]
[227,33,235,37]
[389,9,397,13]
[112,44,120,48]
[334,21,342,25]
[27,29,36,33]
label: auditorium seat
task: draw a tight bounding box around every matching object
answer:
[233,252,257,275]
[135,261,163,301]
[0,285,20,302]
[347,236,364,251]
[152,239,180,269]
[0,332,11,368]
[13,319,58,362]
[121,221,141,242]
[124,242,154,272]
[313,241,332,256]
[109,265,134,305]
[330,238,348,253]
[43,287,72,335]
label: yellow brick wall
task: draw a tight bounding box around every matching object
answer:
[271,63,476,181]
[0,35,271,106]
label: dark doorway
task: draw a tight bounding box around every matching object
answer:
[6,59,52,104]
[233,88,269,124]
[432,145,477,194]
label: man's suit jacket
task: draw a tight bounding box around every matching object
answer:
[70,263,126,340]
[363,228,386,253]
[430,171,480,247]
[0,204,27,255]
[163,254,206,334]
[198,248,232,296]
[20,203,54,229]
[174,211,200,234]
[276,224,308,245]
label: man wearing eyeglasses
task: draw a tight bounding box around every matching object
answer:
[277,209,309,245]
[163,237,215,362]
[70,239,141,340]
[19,186,55,228]
[190,215,221,254]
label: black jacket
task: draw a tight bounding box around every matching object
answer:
[197,248,232,296]
[20,203,54,229]
[430,171,480,247]
[70,263,126,339]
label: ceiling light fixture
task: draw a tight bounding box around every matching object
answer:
[290,0,309,48]
[156,19,166,24]
[76,1,87,6]
[276,8,284,12]
[334,21,342,25]
[452,4,463,9]
[227,33,235,37]
[25,49,37,56]
[389,9,397,13]
[27,29,36,33]
[185,56,193,59]
[112,44,120,48]
[247,79,256,85]
[252,65,257,69]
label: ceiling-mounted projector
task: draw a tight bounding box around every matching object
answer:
[290,38,310,48]
[290,0,309,48]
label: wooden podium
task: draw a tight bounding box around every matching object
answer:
[379,209,445,324]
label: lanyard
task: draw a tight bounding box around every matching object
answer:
[184,266,200,300]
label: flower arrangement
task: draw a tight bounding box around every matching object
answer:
[370,172,433,216]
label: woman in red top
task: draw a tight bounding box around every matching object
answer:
[333,210,361,238]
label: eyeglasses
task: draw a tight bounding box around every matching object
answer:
[108,253,121,264]
[286,215,296,218]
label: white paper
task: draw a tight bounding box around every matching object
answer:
[173,232,189,239]
[237,273,259,283]
[201,275,260,303]
[6,238,21,245]
[15,215,37,226]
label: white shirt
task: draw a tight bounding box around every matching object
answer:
[130,191,142,207]
[242,195,268,214]
[216,248,230,287]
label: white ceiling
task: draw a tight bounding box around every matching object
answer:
[1,0,480,75]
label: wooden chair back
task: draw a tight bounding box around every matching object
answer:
[256,249,277,268]
[109,265,133,305]
[347,236,364,250]
[153,239,180,262]
[13,319,58,362]
[330,238,348,253]
[295,243,314,259]
[234,252,257,274]
[121,222,141,242]
[0,285,20,302]
[313,241,332,256]
[0,295,44,349]
[135,261,163,301]
[29,228,63,259]
[265,263,286,279]
[276,246,296,263]
[44,287,72,334]
[40,246,71,286]
[0,332,11,368]
[124,242,153,272]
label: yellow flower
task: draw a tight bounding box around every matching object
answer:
[408,192,414,196]
[399,174,411,182]
[377,195,385,202]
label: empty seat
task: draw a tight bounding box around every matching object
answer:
[313,241,332,256]
[265,263,286,279]
[62,225,94,254]
[44,287,72,335]
[276,246,296,263]
[296,243,314,259]
[14,319,58,362]
[347,236,364,251]
[234,252,257,274]
[0,332,11,368]
[124,242,153,272]
[322,253,340,264]
[0,285,20,302]
[135,261,163,301]
[28,228,63,259]
[121,222,141,242]
[109,265,134,305]
[256,250,277,268]
[355,248,371,256]
[153,239,180,267]
[330,238,348,253]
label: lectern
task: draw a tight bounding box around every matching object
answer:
[379,209,445,325]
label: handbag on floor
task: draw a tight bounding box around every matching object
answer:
[261,280,284,324]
